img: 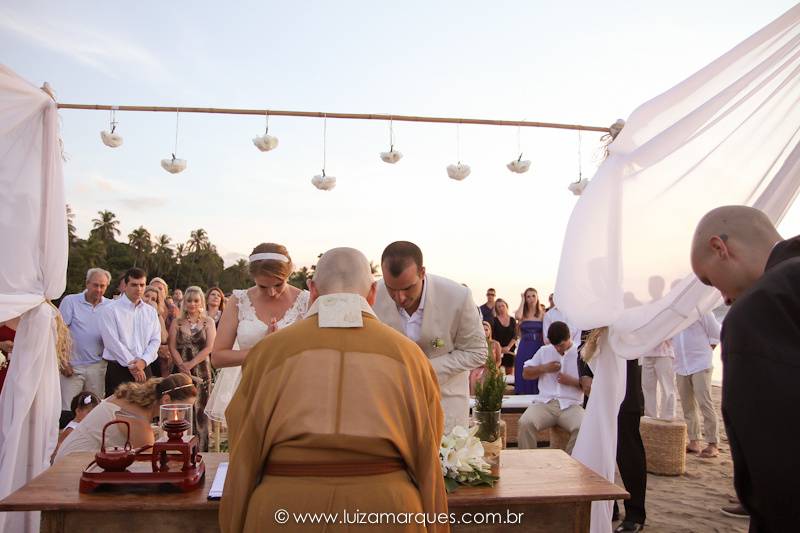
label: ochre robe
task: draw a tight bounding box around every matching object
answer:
[219,311,448,533]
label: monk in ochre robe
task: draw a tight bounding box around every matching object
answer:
[219,248,449,533]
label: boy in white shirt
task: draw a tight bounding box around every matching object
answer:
[517,321,585,453]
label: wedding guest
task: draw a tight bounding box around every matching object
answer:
[143,285,172,377]
[51,391,101,463]
[641,340,676,419]
[206,243,309,424]
[479,288,497,322]
[99,267,161,396]
[112,274,126,300]
[206,286,225,326]
[543,298,582,346]
[58,268,112,415]
[691,205,800,530]
[518,321,585,454]
[55,374,197,461]
[172,288,184,310]
[514,288,545,394]
[168,286,215,451]
[673,312,721,458]
[149,277,169,301]
[374,241,486,430]
[220,248,447,533]
[0,317,19,397]
[547,293,555,311]
[470,321,503,395]
[491,299,517,356]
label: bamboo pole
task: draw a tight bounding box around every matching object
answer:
[56,103,611,133]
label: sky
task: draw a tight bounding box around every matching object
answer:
[2,0,799,310]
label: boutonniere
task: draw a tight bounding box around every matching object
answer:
[431,337,445,349]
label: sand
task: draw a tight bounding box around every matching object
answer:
[619,384,749,533]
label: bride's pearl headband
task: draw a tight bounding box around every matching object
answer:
[249,253,289,263]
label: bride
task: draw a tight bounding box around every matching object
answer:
[205,243,309,424]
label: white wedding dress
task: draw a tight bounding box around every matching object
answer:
[205,288,310,424]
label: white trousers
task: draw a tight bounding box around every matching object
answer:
[642,356,675,419]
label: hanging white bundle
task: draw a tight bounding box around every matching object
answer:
[161,154,187,174]
[380,148,403,164]
[380,119,402,163]
[311,171,336,191]
[506,156,531,174]
[161,109,186,174]
[100,130,123,147]
[568,178,590,195]
[253,112,278,152]
[100,109,123,147]
[447,162,471,181]
[253,134,279,152]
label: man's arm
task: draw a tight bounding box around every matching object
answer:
[428,287,488,383]
[58,296,73,327]
[98,307,136,365]
[139,309,161,366]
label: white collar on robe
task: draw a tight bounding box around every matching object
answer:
[304,293,376,328]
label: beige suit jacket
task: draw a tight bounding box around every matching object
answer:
[374,273,487,430]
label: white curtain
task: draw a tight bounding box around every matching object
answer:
[560,5,800,532]
[0,65,67,533]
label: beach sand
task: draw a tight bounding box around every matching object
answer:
[619,384,748,533]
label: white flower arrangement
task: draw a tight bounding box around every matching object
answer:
[439,425,498,493]
[0,350,7,371]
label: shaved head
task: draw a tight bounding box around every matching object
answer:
[691,205,781,304]
[310,247,375,298]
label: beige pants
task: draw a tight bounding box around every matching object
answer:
[642,356,675,419]
[676,369,719,444]
[518,399,584,454]
[59,359,107,410]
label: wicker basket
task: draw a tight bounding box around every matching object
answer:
[502,413,521,445]
[640,417,687,475]
[549,425,571,451]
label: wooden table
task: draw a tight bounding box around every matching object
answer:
[0,450,626,532]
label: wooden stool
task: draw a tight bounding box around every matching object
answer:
[640,417,687,475]
[502,412,521,445]
[549,426,570,451]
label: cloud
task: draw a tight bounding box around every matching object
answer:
[0,8,169,82]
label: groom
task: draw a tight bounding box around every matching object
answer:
[374,241,486,430]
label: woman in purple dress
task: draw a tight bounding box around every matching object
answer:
[514,288,545,394]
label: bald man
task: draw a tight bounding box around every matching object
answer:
[691,205,800,532]
[220,248,448,533]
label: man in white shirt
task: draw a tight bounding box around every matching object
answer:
[518,321,585,454]
[642,340,676,419]
[672,312,722,458]
[374,241,486,431]
[99,267,161,396]
[58,268,112,410]
[543,303,582,347]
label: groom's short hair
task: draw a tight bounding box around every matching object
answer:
[381,241,423,277]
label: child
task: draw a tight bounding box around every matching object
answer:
[51,391,100,462]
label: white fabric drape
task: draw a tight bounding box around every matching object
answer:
[0,64,67,533]
[559,6,800,532]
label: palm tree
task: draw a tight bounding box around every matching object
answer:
[369,260,381,277]
[152,234,172,275]
[90,210,120,242]
[187,228,210,253]
[81,238,107,267]
[174,243,187,288]
[66,204,78,244]
[128,226,153,267]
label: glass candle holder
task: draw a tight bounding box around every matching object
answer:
[160,404,193,441]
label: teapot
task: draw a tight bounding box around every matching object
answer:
[95,420,136,472]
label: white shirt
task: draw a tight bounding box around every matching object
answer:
[672,313,721,376]
[59,291,111,366]
[397,277,427,343]
[524,344,583,410]
[98,294,161,367]
[542,307,582,346]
